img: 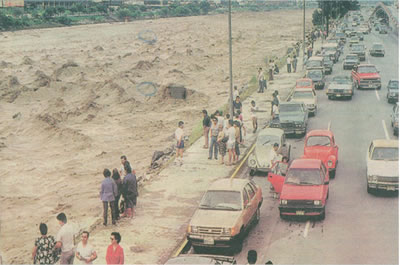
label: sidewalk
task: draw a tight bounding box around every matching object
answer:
[87,39,323,264]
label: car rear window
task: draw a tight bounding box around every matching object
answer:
[297,81,312,87]
[293,91,314,99]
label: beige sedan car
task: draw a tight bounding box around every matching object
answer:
[289,88,318,116]
[187,178,263,254]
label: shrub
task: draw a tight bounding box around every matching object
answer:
[116,8,130,19]
[173,6,191,17]
[56,16,72,25]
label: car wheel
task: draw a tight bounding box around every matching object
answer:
[319,209,326,221]
[249,169,256,176]
[254,207,261,224]
[329,169,336,179]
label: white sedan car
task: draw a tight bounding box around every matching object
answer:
[366,139,399,193]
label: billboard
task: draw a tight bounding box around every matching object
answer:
[1,0,24,7]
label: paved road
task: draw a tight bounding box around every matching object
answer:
[231,24,399,264]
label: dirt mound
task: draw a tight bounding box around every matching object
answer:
[94,45,104,51]
[133,60,153,70]
[22,56,34,65]
[0,61,12,69]
[53,60,81,80]
[34,70,51,87]
[37,113,60,127]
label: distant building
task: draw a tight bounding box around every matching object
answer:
[0,0,24,7]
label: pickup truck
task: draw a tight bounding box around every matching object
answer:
[268,159,330,220]
[351,64,381,90]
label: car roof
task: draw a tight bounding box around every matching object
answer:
[290,159,322,169]
[297,78,312,82]
[294,88,314,93]
[208,178,250,191]
[306,130,333,138]
[259,128,284,138]
[372,139,399,148]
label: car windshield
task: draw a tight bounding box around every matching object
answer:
[307,136,331,146]
[371,147,399,161]
[336,33,345,37]
[372,44,384,50]
[351,45,364,51]
[358,66,378,74]
[297,80,312,87]
[388,80,399,89]
[199,190,242,211]
[280,104,302,113]
[285,168,323,185]
[293,91,314,99]
[307,71,323,79]
[257,135,280,146]
[333,76,351,84]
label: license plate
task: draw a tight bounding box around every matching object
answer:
[204,237,214,245]
[387,186,396,191]
[336,94,341,97]
[296,211,305,215]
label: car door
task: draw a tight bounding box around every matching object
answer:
[267,162,288,193]
[331,135,339,160]
[244,184,257,224]
[242,188,252,227]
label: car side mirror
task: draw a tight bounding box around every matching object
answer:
[324,180,329,185]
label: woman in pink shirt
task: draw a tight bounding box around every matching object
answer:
[106,232,124,265]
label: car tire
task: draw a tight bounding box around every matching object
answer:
[319,209,326,221]
[254,207,261,224]
[329,169,336,179]
[232,230,244,254]
[249,169,256,176]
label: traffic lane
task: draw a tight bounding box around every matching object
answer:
[235,38,398,264]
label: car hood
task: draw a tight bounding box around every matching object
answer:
[329,83,352,90]
[281,184,324,201]
[279,113,305,122]
[367,160,399,177]
[358,73,380,79]
[190,209,241,228]
[304,147,331,162]
[255,144,275,166]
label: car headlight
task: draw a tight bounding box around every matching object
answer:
[327,160,333,167]
[190,226,199,233]
[280,199,287,205]
[222,227,231,235]
[314,200,321,206]
[368,175,378,182]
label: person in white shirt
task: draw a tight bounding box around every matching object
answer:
[271,143,281,167]
[75,231,97,264]
[272,104,279,121]
[257,68,265,93]
[223,114,230,134]
[55,213,75,265]
[175,121,185,165]
[226,120,236,166]
[286,56,292,73]
[119,155,127,177]
[233,85,239,99]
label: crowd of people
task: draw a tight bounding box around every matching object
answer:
[31,155,138,264]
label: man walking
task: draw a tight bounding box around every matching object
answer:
[100,168,117,226]
[202,110,211,149]
[55,213,75,265]
[175,121,184,166]
[286,56,292,73]
[208,117,219,160]
[292,55,298,73]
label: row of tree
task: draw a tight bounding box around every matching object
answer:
[312,0,360,33]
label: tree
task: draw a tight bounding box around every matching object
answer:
[200,0,211,14]
[312,9,323,26]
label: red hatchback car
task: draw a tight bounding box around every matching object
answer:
[302,130,339,178]
[296,78,314,90]
[268,159,329,220]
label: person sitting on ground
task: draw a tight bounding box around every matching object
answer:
[32,223,58,265]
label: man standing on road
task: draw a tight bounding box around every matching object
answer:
[122,162,138,219]
[55,213,75,265]
[269,60,275,81]
[286,56,292,73]
[257,68,265,93]
[100,168,117,226]
[202,110,211,149]
[208,117,219,160]
[292,55,298,73]
[175,121,184,166]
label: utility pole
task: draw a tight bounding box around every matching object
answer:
[302,0,305,69]
[228,0,234,119]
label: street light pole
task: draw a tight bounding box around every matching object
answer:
[302,0,305,69]
[228,0,234,119]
